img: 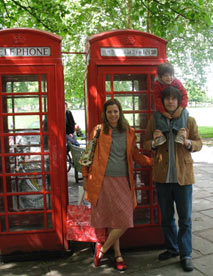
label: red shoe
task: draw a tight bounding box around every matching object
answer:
[115,256,127,271]
[94,243,103,267]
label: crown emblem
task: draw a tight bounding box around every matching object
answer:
[120,36,136,45]
[13,34,26,44]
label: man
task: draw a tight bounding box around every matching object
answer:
[65,102,80,147]
[144,86,202,272]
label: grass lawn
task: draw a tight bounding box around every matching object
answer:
[198,126,213,138]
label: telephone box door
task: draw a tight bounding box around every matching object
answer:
[0,65,66,254]
[97,66,164,247]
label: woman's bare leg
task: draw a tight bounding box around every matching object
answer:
[113,238,124,261]
[98,228,127,259]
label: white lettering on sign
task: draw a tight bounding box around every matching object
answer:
[0,47,51,57]
[100,47,158,57]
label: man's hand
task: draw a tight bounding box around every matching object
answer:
[172,106,183,119]
[69,134,74,138]
[162,111,172,119]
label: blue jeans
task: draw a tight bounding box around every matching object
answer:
[154,109,189,133]
[156,182,192,259]
[66,134,80,147]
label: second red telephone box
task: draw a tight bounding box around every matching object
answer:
[85,30,168,248]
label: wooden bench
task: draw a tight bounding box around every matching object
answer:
[69,144,85,183]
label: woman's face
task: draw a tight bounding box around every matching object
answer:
[106,104,120,127]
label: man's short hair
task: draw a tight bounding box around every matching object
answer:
[157,63,174,77]
[161,86,182,106]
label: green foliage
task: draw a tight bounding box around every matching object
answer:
[198,126,213,138]
[185,80,206,102]
[0,0,212,105]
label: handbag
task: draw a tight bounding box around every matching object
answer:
[66,193,106,243]
[79,125,101,166]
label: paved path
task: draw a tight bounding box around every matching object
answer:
[0,146,213,275]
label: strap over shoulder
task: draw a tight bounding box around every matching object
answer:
[94,124,101,139]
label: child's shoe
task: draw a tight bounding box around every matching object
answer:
[155,136,167,146]
[175,134,185,145]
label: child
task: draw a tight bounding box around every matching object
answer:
[153,63,189,146]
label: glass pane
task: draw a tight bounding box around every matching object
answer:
[105,74,111,92]
[113,74,147,92]
[139,113,148,129]
[134,208,150,225]
[0,197,4,212]
[153,208,160,224]
[151,74,155,90]
[124,113,148,129]
[44,155,50,172]
[112,94,148,111]
[135,173,141,188]
[46,194,51,210]
[41,75,47,92]
[42,95,48,112]
[136,190,142,204]
[135,132,146,147]
[42,115,48,132]
[8,213,44,231]
[136,190,150,206]
[2,75,39,93]
[142,190,150,205]
[47,213,53,229]
[8,194,44,211]
[45,175,51,191]
[0,177,3,192]
[5,115,40,133]
[42,116,49,151]
[0,216,6,232]
[2,95,39,113]
[5,155,42,174]
[5,134,41,154]
[135,170,150,187]
[43,135,49,151]
[6,175,42,193]
[153,189,158,204]
[123,113,138,128]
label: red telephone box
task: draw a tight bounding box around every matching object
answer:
[85,30,168,247]
[0,28,68,255]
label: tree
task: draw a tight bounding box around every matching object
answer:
[0,0,212,104]
[185,79,206,103]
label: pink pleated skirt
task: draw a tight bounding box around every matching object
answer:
[91,176,134,228]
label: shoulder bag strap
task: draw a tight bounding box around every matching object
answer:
[94,124,101,139]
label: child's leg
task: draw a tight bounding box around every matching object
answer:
[154,111,170,133]
[173,109,189,132]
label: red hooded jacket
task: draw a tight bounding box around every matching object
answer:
[153,78,188,113]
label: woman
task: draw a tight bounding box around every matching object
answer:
[82,99,153,271]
